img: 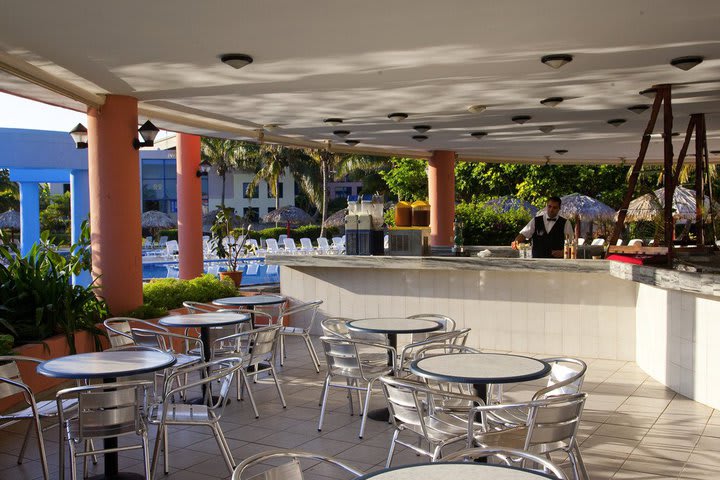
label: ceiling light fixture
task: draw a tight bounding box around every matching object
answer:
[541,54,573,69]
[607,118,627,127]
[555,149,568,155]
[710,150,720,155]
[413,125,431,133]
[512,115,532,124]
[263,124,279,131]
[196,159,211,177]
[69,123,88,149]
[323,118,343,126]
[627,104,650,114]
[639,87,658,99]
[219,53,254,69]
[540,97,564,107]
[333,130,350,138]
[345,140,359,146]
[133,121,160,149]
[467,105,487,113]
[670,56,704,71]
[470,131,488,139]
[388,112,408,122]
[539,125,555,134]
[412,135,428,142]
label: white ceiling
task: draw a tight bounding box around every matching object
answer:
[2,0,720,164]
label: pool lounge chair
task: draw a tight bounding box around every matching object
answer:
[283,238,301,255]
[244,239,266,257]
[317,237,336,255]
[299,238,316,254]
[265,238,284,255]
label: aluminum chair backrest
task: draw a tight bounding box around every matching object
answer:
[321,317,351,338]
[525,393,587,452]
[407,313,456,332]
[320,337,363,376]
[245,326,280,365]
[379,376,427,433]
[280,300,323,332]
[77,385,143,438]
[183,301,219,313]
[535,357,587,399]
[442,447,567,479]
[232,450,363,480]
[0,359,25,398]
[104,318,138,347]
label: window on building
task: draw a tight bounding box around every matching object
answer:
[243,207,260,222]
[243,183,259,198]
[267,181,283,199]
[334,186,353,199]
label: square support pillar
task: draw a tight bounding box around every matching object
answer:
[176,133,204,279]
[428,150,456,246]
[18,181,40,256]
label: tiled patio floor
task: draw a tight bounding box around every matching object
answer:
[1,338,717,480]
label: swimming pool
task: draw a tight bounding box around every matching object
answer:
[142,259,279,285]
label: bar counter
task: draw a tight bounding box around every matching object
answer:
[268,254,720,410]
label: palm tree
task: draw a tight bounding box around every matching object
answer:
[201,137,257,208]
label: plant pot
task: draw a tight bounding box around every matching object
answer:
[220,270,243,288]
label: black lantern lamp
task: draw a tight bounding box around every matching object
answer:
[197,160,212,177]
[134,120,160,149]
[69,123,88,149]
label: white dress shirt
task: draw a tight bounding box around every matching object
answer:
[519,216,574,241]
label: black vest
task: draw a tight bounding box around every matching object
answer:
[531,215,566,258]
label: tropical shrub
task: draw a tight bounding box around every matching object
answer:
[140,274,237,314]
[0,226,107,353]
[455,202,533,246]
[0,334,13,355]
[157,228,179,241]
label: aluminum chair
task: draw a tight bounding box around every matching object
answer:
[232,449,363,480]
[277,300,323,372]
[379,375,483,467]
[0,356,78,480]
[411,344,482,401]
[318,336,396,439]
[212,326,286,417]
[56,380,153,480]
[321,317,351,338]
[443,447,567,479]
[397,328,471,374]
[469,393,589,480]
[148,358,243,476]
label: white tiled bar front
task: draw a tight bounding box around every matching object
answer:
[273,255,720,410]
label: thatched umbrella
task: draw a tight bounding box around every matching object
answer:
[483,196,538,216]
[624,186,713,222]
[0,209,20,243]
[323,209,347,228]
[557,193,615,220]
[262,206,314,226]
[142,210,176,242]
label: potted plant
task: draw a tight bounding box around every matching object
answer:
[210,208,251,287]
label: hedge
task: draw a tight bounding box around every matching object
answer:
[456,203,532,245]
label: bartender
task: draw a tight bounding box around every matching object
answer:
[511,196,573,258]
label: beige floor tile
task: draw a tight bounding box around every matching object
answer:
[679,464,718,480]
[621,454,685,477]
[580,434,641,454]
[605,412,659,429]
[595,424,649,441]
[639,431,699,450]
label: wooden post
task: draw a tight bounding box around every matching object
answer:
[609,91,664,245]
[703,125,717,244]
[672,116,696,188]
[661,85,674,261]
[695,114,705,246]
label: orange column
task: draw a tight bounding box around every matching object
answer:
[428,150,455,246]
[87,96,142,314]
[177,133,204,279]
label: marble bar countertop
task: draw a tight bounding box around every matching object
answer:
[267,254,720,298]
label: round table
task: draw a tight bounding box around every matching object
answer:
[158,312,251,362]
[357,462,557,479]
[347,317,443,421]
[37,350,177,480]
[212,295,286,327]
[410,353,551,402]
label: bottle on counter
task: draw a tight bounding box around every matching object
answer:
[570,239,577,259]
[563,238,571,259]
[452,216,464,256]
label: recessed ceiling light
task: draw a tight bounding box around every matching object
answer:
[627,104,650,114]
[512,115,532,124]
[219,53,254,69]
[263,124,279,131]
[388,112,408,122]
[467,105,487,114]
[639,87,658,98]
[670,56,704,71]
[555,149,568,155]
[333,130,350,138]
[412,135,428,142]
[539,125,555,134]
[324,118,343,126]
[710,150,720,155]
[345,140,359,146]
[541,54,573,69]
[470,132,488,139]
[540,97,564,107]
[413,125,431,133]
[607,119,627,127]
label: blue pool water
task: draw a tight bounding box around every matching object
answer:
[142,259,279,285]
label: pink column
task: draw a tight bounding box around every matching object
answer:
[428,150,455,246]
[177,133,204,279]
[87,96,142,314]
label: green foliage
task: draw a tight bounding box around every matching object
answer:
[210,208,250,271]
[141,274,237,312]
[158,229,178,241]
[455,203,533,245]
[380,158,428,202]
[256,227,289,239]
[0,334,14,355]
[40,192,71,234]
[384,207,396,227]
[121,304,168,320]
[0,224,106,353]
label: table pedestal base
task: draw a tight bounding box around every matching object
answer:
[86,473,146,480]
[366,407,390,422]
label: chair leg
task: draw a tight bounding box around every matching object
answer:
[358,380,375,439]
[31,416,49,480]
[318,376,331,431]
[212,424,236,473]
[150,424,165,478]
[141,431,152,480]
[570,444,589,480]
[279,335,285,366]
[68,440,78,480]
[58,422,65,480]
[163,423,170,474]
[241,371,260,418]
[269,364,287,408]
[303,334,321,373]
[386,429,400,468]
[17,419,33,464]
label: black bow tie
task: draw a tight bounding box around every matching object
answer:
[547,217,557,222]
